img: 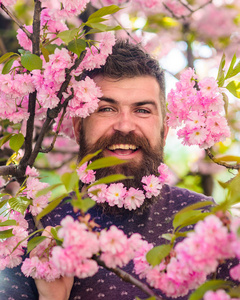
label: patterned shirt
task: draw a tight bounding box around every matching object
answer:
[0,185,234,300]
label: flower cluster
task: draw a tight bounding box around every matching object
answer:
[167,68,231,148]
[24,166,51,216]
[77,163,171,210]
[134,214,240,298]
[0,211,28,270]
[25,216,145,281]
[21,233,62,281]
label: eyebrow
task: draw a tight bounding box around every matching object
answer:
[99,97,158,109]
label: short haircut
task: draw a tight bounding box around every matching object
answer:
[83,39,166,121]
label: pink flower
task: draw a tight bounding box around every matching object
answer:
[105,183,126,207]
[88,184,107,203]
[21,256,62,282]
[198,77,219,98]
[158,163,171,184]
[141,175,162,198]
[124,188,145,210]
[99,226,127,255]
[77,161,96,184]
[17,25,33,51]
[133,241,153,278]
[67,76,102,118]
[203,289,231,300]
[230,263,240,281]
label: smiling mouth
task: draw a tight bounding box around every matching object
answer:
[107,144,139,155]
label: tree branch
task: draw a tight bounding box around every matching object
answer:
[95,257,164,300]
[205,149,240,170]
[20,0,42,170]
[0,3,32,39]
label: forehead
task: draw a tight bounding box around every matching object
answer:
[93,75,162,108]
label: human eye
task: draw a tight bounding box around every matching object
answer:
[97,106,116,114]
[136,108,151,114]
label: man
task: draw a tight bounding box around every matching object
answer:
[0,40,229,300]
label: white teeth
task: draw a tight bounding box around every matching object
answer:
[108,144,138,151]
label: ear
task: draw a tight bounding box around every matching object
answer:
[163,118,169,147]
[72,117,82,144]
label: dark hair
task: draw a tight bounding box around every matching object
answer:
[83,39,166,120]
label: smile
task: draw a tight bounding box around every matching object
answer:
[108,144,139,151]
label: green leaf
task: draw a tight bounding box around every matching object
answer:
[41,47,50,63]
[9,133,24,153]
[173,209,204,230]
[87,157,127,170]
[176,212,211,232]
[85,17,107,24]
[225,53,240,79]
[0,199,8,209]
[72,197,96,212]
[61,172,79,193]
[214,155,240,164]
[86,23,108,31]
[78,150,102,167]
[228,286,240,298]
[0,133,13,148]
[21,53,43,71]
[68,39,86,57]
[27,236,47,254]
[36,194,68,221]
[0,229,14,239]
[0,52,18,64]
[86,25,122,35]
[57,28,80,45]
[222,92,229,115]
[0,219,17,226]
[51,227,63,244]
[189,280,233,300]
[161,233,175,241]
[8,196,31,215]
[225,53,237,79]
[226,80,240,98]
[89,174,131,187]
[2,57,18,74]
[135,297,156,300]
[217,53,225,87]
[88,5,121,21]
[146,244,172,267]
[36,183,63,198]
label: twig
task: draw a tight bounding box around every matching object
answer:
[95,256,164,300]
[40,89,74,154]
[34,155,77,171]
[205,149,240,170]
[0,3,32,39]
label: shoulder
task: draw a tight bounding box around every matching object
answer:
[160,184,214,210]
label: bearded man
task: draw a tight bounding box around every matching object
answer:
[0,40,231,300]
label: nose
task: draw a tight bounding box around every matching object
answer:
[113,111,136,135]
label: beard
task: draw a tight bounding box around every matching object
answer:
[78,125,165,214]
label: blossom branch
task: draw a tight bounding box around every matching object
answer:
[0,3,32,39]
[205,149,240,170]
[95,257,164,300]
[28,51,86,166]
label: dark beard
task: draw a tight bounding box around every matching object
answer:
[78,126,165,214]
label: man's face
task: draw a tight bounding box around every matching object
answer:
[73,75,168,184]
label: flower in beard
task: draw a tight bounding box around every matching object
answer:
[88,184,107,203]
[124,188,145,210]
[105,183,126,207]
[141,175,162,198]
[77,161,96,184]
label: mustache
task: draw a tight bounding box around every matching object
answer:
[78,130,154,162]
